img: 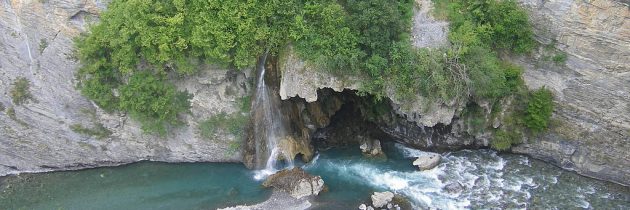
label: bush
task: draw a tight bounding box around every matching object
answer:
[10,77,33,105]
[552,52,568,64]
[435,0,536,53]
[75,0,309,135]
[491,129,521,151]
[524,87,554,133]
[118,72,191,135]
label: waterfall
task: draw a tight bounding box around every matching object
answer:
[252,54,294,179]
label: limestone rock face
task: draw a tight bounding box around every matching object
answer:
[278,0,630,186]
[0,0,250,176]
[262,168,325,199]
[411,0,449,48]
[412,152,441,170]
[371,191,394,208]
[511,0,630,186]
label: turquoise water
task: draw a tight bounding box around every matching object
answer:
[1,144,629,210]
[0,162,271,210]
[303,143,630,209]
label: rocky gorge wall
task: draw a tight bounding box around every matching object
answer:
[0,0,249,176]
[512,0,630,186]
[278,0,630,186]
[0,0,628,187]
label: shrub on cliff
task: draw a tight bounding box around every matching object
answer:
[10,77,33,106]
[118,72,192,135]
[524,87,554,133]
[75,0,301,135]
[435,0,535,53]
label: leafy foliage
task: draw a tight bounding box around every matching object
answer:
[76,0,541,138]
[524,87,554,133]
[118,72,191,135]
[10,77,33,106]
[435,0,536,53]
[491,129,522,151]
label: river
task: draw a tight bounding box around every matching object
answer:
[1,143,628,210]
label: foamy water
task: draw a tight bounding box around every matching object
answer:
[305,144,630,209]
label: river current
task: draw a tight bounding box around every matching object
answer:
[1,143,628,209]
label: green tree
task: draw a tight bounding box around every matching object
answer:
[524,87,554,133]
[118,72,191,135]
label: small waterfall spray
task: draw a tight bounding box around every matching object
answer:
[252,54,294,179]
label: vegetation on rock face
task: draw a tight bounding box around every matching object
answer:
[76,0,549,144]
[524,87,554,133]
[118,72,192,135]
[70,123,112,139]
[199,112,249,141]
[10,77,33,106]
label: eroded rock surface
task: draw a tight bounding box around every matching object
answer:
[278,0,630,186]
[371,191,394,208]
[262,168,325,199]
[412,152,441,170]
[512,0,630,186]
[0,0,249,176]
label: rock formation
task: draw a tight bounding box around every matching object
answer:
[511,0,630,186]
[277,0,630,185]
[0,0,627,187]
[371,191,394,208]
[0,0,250,176]
[412,152,441,170]
[262,168,325,199]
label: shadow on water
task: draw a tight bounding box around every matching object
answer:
[0,162,271,210]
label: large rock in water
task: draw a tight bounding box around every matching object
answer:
[412,152,441,170]
[371,191,394,208]
[263,168,325,199]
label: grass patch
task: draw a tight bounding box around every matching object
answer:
[6,107,28,127]
[70,123,112,139]
[491,129,522,151]
[551,52,567,64]
[237,96,252,113]
[461,103,487,134]
[199,112,249,140]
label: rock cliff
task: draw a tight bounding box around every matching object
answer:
[278,0,630,185]
[512,0,630,186]
[0,0,249,176]
[0,0,628,187]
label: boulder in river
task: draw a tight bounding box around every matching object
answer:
[443,182,464,194]
[358,203,367,210]
[262,168,325,199]
[359,138,385,157]
[412,152,441,170]
[371,191,394,208]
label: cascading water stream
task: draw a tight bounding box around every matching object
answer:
[252,54,294,180]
